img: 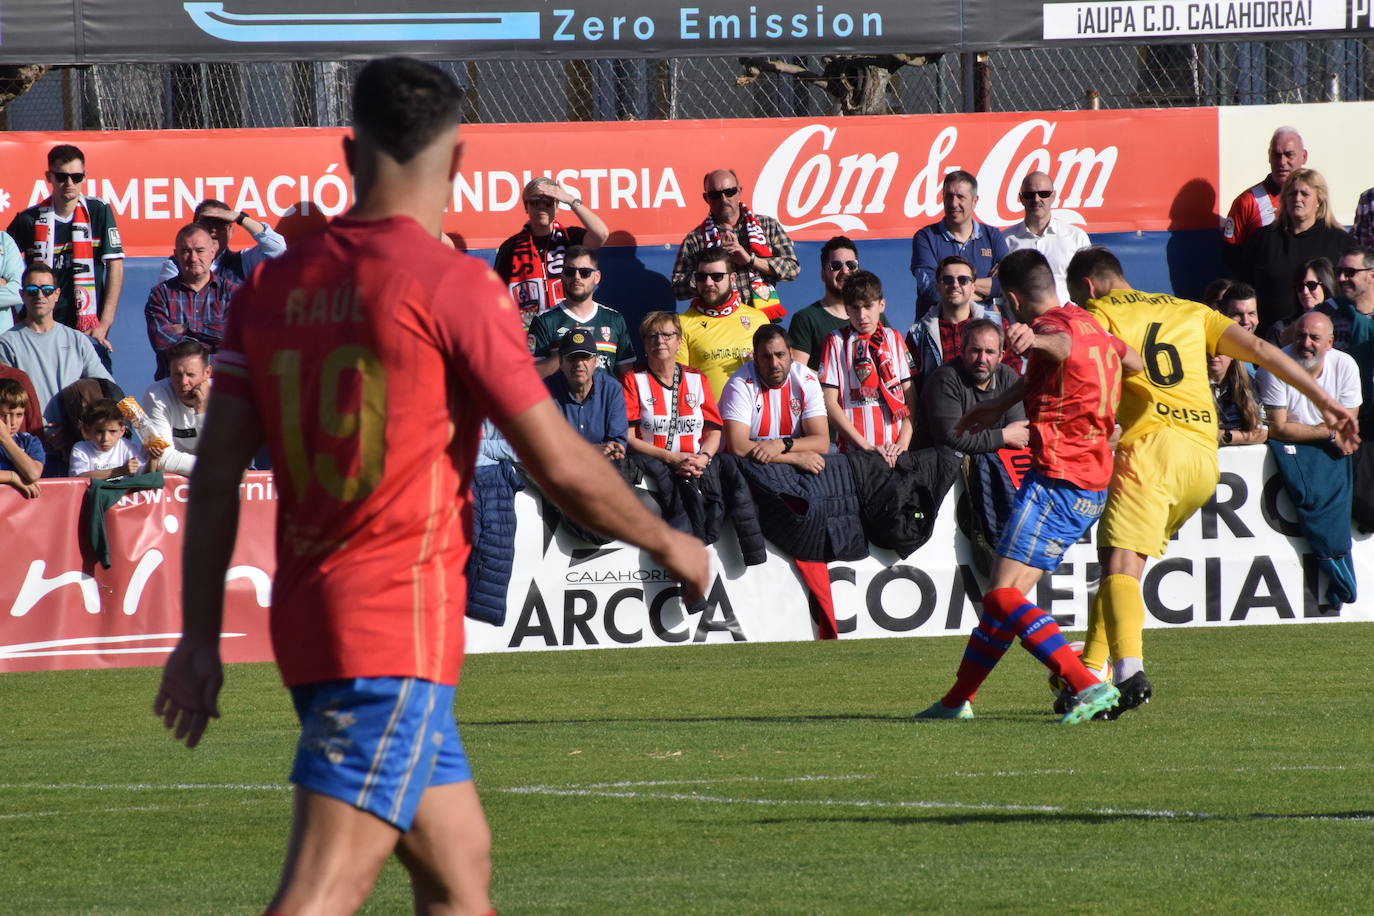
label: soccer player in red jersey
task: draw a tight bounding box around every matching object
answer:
[153,58,707,915]
[916,248,1143,724]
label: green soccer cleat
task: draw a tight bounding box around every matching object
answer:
[915,700,974,720]
[1060,682,1120,724]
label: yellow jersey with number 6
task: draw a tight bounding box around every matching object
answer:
[1085,289,1235,451]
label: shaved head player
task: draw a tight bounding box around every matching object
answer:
[154,58,707,914]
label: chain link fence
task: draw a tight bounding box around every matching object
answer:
[2,38,1370,131]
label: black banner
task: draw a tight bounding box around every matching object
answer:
[1,0,1371,65]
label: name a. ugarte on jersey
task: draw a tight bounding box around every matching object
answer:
[283,283,364,326]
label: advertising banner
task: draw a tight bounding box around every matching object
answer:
[4,1,1371,64]
[2,447,1369,674]
[0,108,1220,257]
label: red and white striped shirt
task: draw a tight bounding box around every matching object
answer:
[818,326,912,450]
[719,360,826,441]
[622,364,722,453]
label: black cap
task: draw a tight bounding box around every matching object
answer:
[561,327,598,358]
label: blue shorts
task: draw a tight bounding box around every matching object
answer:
[289,677,472,831]
[995,469,1107,572]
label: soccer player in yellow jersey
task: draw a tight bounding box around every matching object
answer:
[1065,247,1359,717]
[676,246,772,399]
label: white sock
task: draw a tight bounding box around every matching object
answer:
[1115,656,1143,683]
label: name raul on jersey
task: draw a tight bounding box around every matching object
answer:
[284,284,364,326]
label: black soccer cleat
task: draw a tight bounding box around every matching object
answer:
[1052,687,1073,716]
[1094,671,1153,721]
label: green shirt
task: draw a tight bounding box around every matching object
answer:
[787,300,889,371]
[528,301,636,375]
[6,197,124,328]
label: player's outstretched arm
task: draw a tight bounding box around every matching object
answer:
[154,391,264,749]
[499,398,710,603]
[955,378,1026,435]
[1216,324,1360,452]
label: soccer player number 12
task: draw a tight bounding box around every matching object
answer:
[269,345,388,502]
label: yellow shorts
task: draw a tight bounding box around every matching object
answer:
[1098,429,1219,557]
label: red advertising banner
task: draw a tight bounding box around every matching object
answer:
[0,108,1221,257]
[0,474,277,674]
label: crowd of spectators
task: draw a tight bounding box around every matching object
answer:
[3,139,1374,565]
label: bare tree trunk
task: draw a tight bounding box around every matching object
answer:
[0,65,50,112]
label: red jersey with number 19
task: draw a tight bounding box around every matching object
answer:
[214,215,547,688]
[1021,304,1126,490]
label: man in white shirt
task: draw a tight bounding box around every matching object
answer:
[141,338,212,475]
[719,324,829,474]
[1003,171,1091,305]
[1257,311,1361,443]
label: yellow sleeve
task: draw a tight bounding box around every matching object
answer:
[1200,303,1235,355]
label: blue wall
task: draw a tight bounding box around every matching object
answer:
[107,228,1225,398]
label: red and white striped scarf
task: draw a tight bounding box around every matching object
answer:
[845,327,909,420]
[33,197,99,332]
[700,205,783,319]
[507,221,569,327]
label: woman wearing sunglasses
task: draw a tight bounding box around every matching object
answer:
[1268,257,1338,347]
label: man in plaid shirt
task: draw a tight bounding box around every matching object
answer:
[669,168,799,320]
[144,224,239,380]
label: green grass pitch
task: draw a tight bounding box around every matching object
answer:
[4,622,1374,914]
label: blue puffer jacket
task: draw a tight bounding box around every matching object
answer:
[464,461,524,626]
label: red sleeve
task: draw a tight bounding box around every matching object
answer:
[433,258,549,424]
[622,371,641,423]
[1110,334,1128,359]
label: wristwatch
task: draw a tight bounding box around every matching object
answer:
[569,198,583,208]
[234,211,247,225]
[1222,429,1233,444]
[781,436,794,454]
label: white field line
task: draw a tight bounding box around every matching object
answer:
[0,802,212,821]
[497,776,1374,823]
[0,783,288,791]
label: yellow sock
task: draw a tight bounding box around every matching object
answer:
[1081,586,1111,672]
[1101,573,1146,662]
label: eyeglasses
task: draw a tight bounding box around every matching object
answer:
[827,260,859,272]
[694,270,729,283]
[525,195,556,207]
[1020,189,1054,200]
[705,187,740,201]
[1299,280,1325,293]
[21,284,57,296]
[49,171,84,184]
[646,331,680,341]
[562,266,597,278]
[938,274,974,286]
[1337,267,1374,279]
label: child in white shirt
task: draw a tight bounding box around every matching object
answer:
[69,398,158,479]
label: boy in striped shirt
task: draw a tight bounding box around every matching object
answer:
[819,270,914,466]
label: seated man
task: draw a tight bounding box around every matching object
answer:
[0,262,116,473]
[906,254,1004,388]
[720,324,829,474]
[917,318,1029,453]
[527,245,635,378]
[141,338,213,476]
[145,223,238,379]
[1256,310,1362,604]
[676,246,772,399]
[0,378,43,499]
[818,270,913,466]
[543,326,628,460]
[157,198,287,285]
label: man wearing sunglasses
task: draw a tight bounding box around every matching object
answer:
[905,255,1004,388]
[787,236,887,372]
[494,177,608,330]
[1003,171,1091,305]
[6,144,124,369]
[0,262,117,474]
[675,246,773,399]
[527,245,636,379]
[670,169,798,319]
